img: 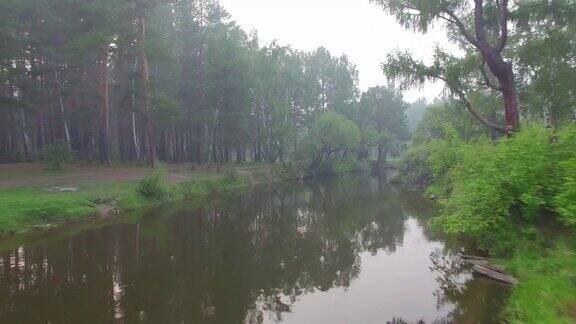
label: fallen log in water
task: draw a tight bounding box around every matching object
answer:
[461,254,489,261]
[460,255,518,285]
[472,264,518,285]
[464,258,507,274]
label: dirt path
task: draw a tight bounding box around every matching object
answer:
[0,163,277,189]
[0,163,206,189]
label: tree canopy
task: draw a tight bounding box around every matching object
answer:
[373,0,576,132]
[0,0,408,170]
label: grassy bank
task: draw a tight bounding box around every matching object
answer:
[498,242,576,323]
[0,163,285,234]
[397,124,576,323]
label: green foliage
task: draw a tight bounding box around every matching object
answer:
[136,168,171,200]
[399,121,461,192]
[40,142,75,171]
[302,48,359,120]
[514,1,576,123]
[297,112,361,174]
[397,145,433,191]
[359,85,409,144]
[399,124,576,253]
[412,101,488,144]
[0,183,137,234]
[554,126,576,225]
[406,97,427,132]
[500,243,576,323]
[376,0,576,128]
[0,165,262,233]
[176,172,243,199]
[358,125,381,159]
[152,91,183,126]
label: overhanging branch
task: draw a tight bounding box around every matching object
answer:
[425,73,506,133]
[452,87,506,133]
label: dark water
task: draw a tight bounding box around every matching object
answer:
[0,175,508,323]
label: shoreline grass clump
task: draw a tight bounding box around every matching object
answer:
[137,168,172,200]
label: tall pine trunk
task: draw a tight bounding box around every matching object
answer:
[54,70,71,147]
[98,47,112,167]
[137,12,158,168]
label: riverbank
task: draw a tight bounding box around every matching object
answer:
[396,125,576,323]
[497,241,576,323]
[0,162,288,234]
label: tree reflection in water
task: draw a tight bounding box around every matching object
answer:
[0,175,507,323]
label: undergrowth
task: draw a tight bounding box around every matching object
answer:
[398,123,576,323]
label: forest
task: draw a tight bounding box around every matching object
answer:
[1,0,576,323]
[0,0,409,172]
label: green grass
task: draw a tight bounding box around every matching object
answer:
[0,166,269,234]
[496,240,576,323]
[0,182,143,233]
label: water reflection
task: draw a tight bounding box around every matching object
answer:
[0,176,507,323]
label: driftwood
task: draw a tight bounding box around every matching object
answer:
[47,186,78,192]
[464,258,507,274]
[472,264,518,285]
[461,255,518,285]
[461,254,488,261]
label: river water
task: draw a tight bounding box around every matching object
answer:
[0,175,508,323]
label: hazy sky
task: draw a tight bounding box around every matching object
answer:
[218,0,455,102]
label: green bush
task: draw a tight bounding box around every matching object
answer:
[399,124,576,253]
[555,157,576,225]
[222,168,241,183]
[434,127,557,246]
[554,126,576,225]
[40,141,75,171]
[397,145,433,190]
[136,169,171,200]
[399,122,461,192]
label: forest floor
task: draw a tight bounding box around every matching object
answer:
[0,162,286,234]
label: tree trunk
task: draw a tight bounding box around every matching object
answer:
[137,11,158,168]
[54,70,71,147]
[131,57,141,160]
[473,0,519,133]
[98,47,112,167]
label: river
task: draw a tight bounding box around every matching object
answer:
[0,175,509,323]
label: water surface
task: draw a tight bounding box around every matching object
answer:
[0,175,508,323]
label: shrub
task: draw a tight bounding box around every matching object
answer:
[137,169,171,200]
[434,126,561,250]
[398,122,462,192]
[222,168,241,183]
[554,125,576,225]
[40,141,75,171]
[399,124,576,253]
[397,145,433,191]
